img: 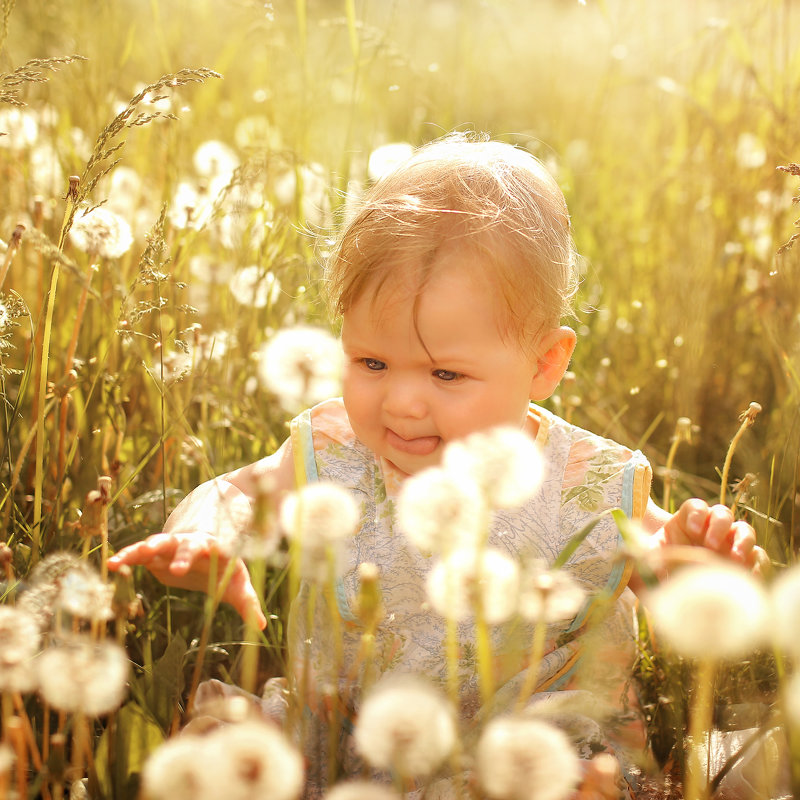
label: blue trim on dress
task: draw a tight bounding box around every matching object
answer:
[296,409,358,624]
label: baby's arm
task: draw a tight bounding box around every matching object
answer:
[108,440,296,630]
[628,498,766,594]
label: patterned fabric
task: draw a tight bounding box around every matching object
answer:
[285,398,653,796]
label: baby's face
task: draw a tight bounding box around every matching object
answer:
[341,248,540,475]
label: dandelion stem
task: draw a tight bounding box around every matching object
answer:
[515,619,547,712]
[685,657,716,800]
[663,417,692,510]
[720,403,761,507]
[239,556,266,696]
[475,602,494,707]
[11,692,42,772]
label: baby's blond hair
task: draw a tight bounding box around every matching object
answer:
[326,133,578,349]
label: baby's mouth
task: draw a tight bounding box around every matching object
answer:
[385,428,441,456]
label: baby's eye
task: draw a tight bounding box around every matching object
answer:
[363,358,386,371]
[433,369,462,382]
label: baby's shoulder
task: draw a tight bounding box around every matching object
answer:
[534,405,639,467]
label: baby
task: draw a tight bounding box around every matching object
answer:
[110,134,761,799]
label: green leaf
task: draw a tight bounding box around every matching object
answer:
[552,508,618,569]
[143,633,188,731]
[91,702,165,800]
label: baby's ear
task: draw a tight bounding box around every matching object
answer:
[529,327,577,401]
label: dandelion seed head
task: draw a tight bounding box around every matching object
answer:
[0,606,41,693]
[280,482,359,583]
[396,466,487,555]
[280,482,359,544]
[354,675,456,778]
[193,140,239,183]
[204,721,304,800]
[141,735,207,800]
[258,325,343,413]
[426,546,520,624]
[367,142,414,182]
[646,564,769,660]
[736,132,767,169]
[517,561,585,623]
[0,108,38,148]
[168,180,215,230]
[476,715,581,800]
[442,427,544,509]
[70,206,133,259]
[273,163,331,227]
[37,639,129,715]
[229,265,281,308]
[56,567,114,622]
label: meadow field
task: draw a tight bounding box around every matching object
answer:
[1,0,800,797]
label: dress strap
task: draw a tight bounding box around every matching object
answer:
[289,407,358,624]
[290,408,318,487]
[622,456,651,520]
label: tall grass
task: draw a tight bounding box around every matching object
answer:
[1,0,799,797]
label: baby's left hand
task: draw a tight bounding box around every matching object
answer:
[650,498,766,573]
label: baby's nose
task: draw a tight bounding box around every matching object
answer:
[382,379,428,419]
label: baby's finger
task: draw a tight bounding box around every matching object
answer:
[168,537,212,575]
[729,521,756,563]
[108,536,176,567]
[664,498,710,546]
[702,504,736,552]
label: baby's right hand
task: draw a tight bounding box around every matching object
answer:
[108,532,267,630]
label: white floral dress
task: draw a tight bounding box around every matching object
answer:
[283,398,652,797]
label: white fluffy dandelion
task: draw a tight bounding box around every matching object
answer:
[204,721,304,800]
[517,561,586,624]
[273,162,331,227]
[367,142,414,182]
[354,675,457,779]
[140,735,206,800]
[735,132,767,169]
[0,108,38,148]
[258,325,343,413]
[442,427,544,509]
[168,180,215,230]
[0,606,41,693]
[56,567,115,622]
[476,715,581,800]
[426,546,520,624]
[69,206,133,259]
[280,481,360,583]
[646,564,769,660]
[396,466,487,555]
[37,638,129,715]
[770,563,800,660]
[229,265,281,308]
[193,139,239,183]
